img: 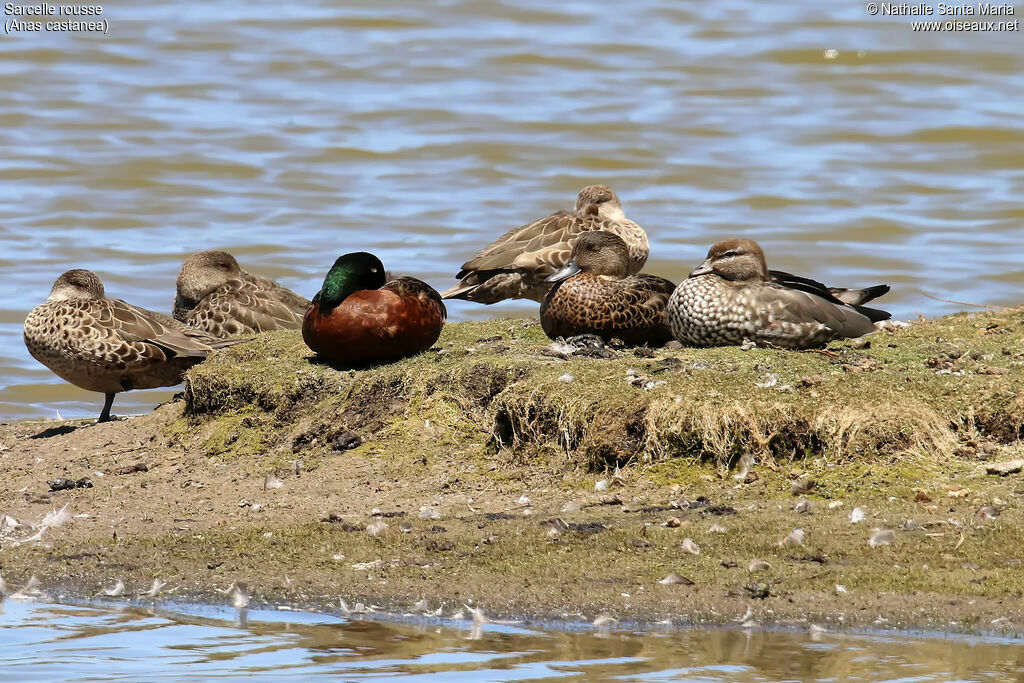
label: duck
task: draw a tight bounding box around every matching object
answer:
[302,252,445,365]
[666,238,891,349]
[441,185,649,304]
[174,250,310,338]
[541,231,676,346]
[23,269,234,422]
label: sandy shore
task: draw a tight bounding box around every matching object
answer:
[2,313,1023,633]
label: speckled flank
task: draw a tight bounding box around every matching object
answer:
[667,276,874,349]
[542,273,675,346]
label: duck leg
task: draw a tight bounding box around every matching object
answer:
[97,392,116,423]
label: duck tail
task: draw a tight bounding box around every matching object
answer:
[440,281,478,300]
[829,284,890,307]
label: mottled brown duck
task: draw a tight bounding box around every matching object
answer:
[541,232,676,346]
[442,185,649,304]
[24,269,233,422]
[666,239,890,349]
[174,250,309,338]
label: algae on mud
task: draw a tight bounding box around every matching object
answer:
[2,311,1024,631]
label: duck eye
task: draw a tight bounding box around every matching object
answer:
[370,268,379,273]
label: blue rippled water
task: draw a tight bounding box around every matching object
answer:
[1,0,1022,419]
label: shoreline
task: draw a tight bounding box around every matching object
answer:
[2,312,1024,635]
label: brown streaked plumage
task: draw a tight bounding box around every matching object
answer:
[302,252,446,366]
[441,185,649,304]
[541,232,676,346]
[666,239,891,349]
[174,250,310,338]
[23,269,233,422]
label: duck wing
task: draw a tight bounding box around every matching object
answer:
[762,283,877,339]
[383,277,447,319]
[769,270,891,323]
[190,279,306,336]
[621,275,677,327]
[458,211,620,279]
[240,271,310,313]
[104,299,218,357]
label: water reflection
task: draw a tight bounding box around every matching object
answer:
[1,601,1023,681]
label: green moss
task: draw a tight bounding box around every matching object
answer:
[180,311,1024,473]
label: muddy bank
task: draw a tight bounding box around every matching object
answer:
[2,312,1024,633]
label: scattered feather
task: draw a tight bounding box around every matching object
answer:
[547,519,569,537]
[593,615,617,627]
[681,538,701,555]
[42,503,72,529]
[231,583,249,609]
[366,520,389,537]
[850,507,866,524]
[399,521,414,533]
[708,522,727,534]
[516,495,531,506]
[560,501,580,513]
[351,560,382,571]
[418,506,441,520]
[10,576,47,601]
[102,580,125,597]
[780,528,805,546]
[658,572,694,585]
[557,373,574,384]
[595,479,610,492]
[755,373,779,389]
[794,500,811,514]
[901,519,920,531]
[264,475,283,490]
[548,341,575,356]
[140,578,167,597]
[835,584,848,594]
[748,559,772,572]
[463,604,520,627]
[868,529,895,548]
[828,501,843,509]
[413,598,429,613]
[975,505,1000,522]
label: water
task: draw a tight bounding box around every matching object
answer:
[1,0,1022,419]
[1,600,1023,681]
